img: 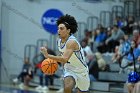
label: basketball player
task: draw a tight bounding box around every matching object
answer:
[40,14,90,93]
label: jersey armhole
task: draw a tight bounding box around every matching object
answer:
[66,38,81,52]
[73,40,81,52]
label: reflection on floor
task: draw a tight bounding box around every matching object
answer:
[0,84,58,93]
[0,84,124,93]
[0,87,38,93]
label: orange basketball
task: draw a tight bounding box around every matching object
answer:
[41,58,58,75]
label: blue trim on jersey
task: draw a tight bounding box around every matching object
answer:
[79,51,87,67]
[76,87,89,92]
[73,40,81,52]
[79,49,84,61]
[60,39,66,49]
[57,39,58,47]
[60,35,73,49]
[74,51,87,67]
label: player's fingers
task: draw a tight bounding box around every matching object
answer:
[40,47,44,50]
[40,47,48,55]
[40,47,46,51]
[40,47,45,53]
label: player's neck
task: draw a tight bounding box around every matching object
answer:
[61,34,70,43]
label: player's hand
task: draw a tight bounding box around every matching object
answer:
[40,47,48,58]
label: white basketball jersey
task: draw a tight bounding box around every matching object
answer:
[57,35,88,73]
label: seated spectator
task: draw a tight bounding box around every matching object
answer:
[88,57,99,81]
[81,38,94,63]
[97,26,112,53]
[93,28,107,52]
[33,48,56,91]
[112,46,120,63]
[88,52,107,81]
[13,57,33,89]
[132,29,140,47]
[119,40,140,74]
[112,35,131,63]
[122,16,135,35]
[97,25,125,53]
[105,25,125,53]
[95,52,107,71]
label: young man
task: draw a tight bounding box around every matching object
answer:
[33,48,56,91]
[13,57,33,88]
[40,14,90,93]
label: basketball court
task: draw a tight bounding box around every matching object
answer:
[0,83,124,93]
[0,84,58,93]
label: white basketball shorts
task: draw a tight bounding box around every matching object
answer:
[64,69,90,92]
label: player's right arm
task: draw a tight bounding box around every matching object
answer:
[40,40,78,63]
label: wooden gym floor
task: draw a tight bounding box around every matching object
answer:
[0,83,124,93]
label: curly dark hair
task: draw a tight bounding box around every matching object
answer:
[57,14,78,34]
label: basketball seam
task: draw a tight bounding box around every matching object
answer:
[42,60,50,66]
[52,63,57,72]
[41,59,58,75]
[51,60,58,74]
[46,60,51,74]
[45,66,50,73]
[50,59,53,74]
[42,61,50,73]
